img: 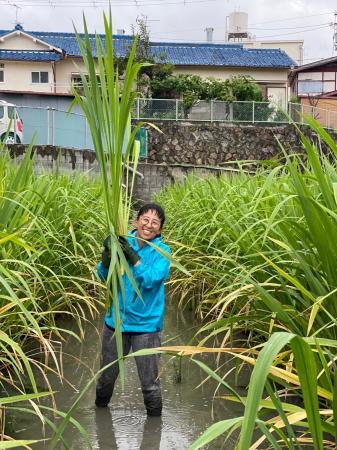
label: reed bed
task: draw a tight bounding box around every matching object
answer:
[0,147,105,447]
[158,119,337,448]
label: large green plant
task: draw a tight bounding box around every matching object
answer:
[71,12,152,381]
[0,145,106,447]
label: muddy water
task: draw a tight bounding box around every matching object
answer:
[14,301,244,449]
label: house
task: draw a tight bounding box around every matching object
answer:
[289,57,337,127]
[290,56,337,107]
[0,24,296,109]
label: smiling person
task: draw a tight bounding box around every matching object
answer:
[95,203,171,416]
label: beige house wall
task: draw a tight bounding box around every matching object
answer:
[0,33,53,51]
[173,66,288,83]
[54,58,90,94]
[173,66,289,103]
[243,40,303,65]
[0,61,54,93]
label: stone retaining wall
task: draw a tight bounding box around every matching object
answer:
[7,121,336,202]
[145,121,327,165]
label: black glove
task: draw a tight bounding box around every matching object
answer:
[101,235,111,268]
[118,236,140,266]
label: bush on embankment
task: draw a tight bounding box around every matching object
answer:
[158,118,337,448]
[0,146,105,446]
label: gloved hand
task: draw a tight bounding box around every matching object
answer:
[118,236,140,266]
[101,235,111,268]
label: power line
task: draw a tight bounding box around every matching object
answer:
[150,22,332,37]
[150,24,332,43]
[0,0,223,6]
[256,24,332,39]
[249,11,334,26]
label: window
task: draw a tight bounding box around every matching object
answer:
[0,63,4,83]
[31,71,49,84]
[298,80,323,95]
[71,73,101,87]
[0,106,3,119]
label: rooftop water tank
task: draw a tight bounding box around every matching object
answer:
[227,12,248,40]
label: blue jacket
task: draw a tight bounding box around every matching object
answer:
[97,231,171,333]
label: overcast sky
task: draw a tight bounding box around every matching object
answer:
[0,0,335,63]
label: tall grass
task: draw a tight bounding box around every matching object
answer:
[0,147,105,447]
[71,10,159,380]
[157,118,337,447]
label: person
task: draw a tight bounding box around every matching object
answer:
[95,203,171,417]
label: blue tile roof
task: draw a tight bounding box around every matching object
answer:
[0,49,61,61]
[0,29,296,68]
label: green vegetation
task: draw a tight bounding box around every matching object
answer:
[0,146,105,447]
[158,118,337,448]
[2,10,337,449]
[72,11,154,383]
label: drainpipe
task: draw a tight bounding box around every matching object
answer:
[52,61,56,94]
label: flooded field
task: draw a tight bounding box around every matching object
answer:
[13,301,244,449]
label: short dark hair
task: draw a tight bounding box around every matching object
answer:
[137,203,166,228]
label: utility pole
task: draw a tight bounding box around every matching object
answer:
[333,11,337,53]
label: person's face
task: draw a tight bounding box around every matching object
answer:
[134,209,162,241]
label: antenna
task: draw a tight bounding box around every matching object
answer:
[9,3,22,28]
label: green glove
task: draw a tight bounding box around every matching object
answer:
[101,235,111,268]
[118,236,140,266]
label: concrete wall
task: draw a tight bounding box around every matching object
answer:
[7,121,336,203]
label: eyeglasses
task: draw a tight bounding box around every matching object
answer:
[139,216,161,228]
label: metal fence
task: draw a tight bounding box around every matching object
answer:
[15,99,337,150]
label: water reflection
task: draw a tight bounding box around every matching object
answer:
[94,407,162,450]
[140,416,162,450]
[95,408,117,449]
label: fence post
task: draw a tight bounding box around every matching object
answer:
[137,98,140,120]
[47,107,50,145]
[288,102,291,124]
[52,108,55,146]
[210,100,214,122]
[252,101,255,124]
[301,104,304,124]
[14,110,17,143]
[84,117,87,148]
[175,99,179,121]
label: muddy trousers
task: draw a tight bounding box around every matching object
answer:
[96,325,162,416]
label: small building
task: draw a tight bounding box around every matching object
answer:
[0,24,296,109]
[290,57,337,128]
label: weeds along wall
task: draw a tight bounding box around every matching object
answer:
[7,121,337,202]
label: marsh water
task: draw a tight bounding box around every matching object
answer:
[13,300,244,449]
